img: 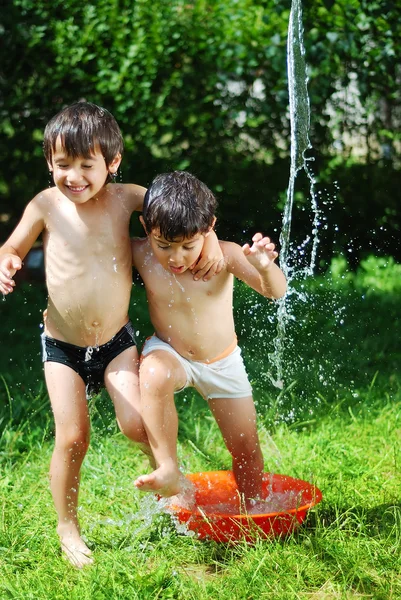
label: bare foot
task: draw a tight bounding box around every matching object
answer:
[168,478,197,510]
[58,524,93,569]
[134,464,182,497]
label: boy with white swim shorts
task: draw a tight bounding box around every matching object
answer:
[131,170,287,504]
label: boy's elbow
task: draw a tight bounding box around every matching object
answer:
[265,287,286,300]
[276,279,288,298]
[273,287,287,300]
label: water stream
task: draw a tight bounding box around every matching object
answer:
[268,0,320,389]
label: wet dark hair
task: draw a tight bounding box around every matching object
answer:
[143,171,217,241]
[43,101,123,168]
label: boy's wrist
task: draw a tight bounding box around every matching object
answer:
[258,262,275,276]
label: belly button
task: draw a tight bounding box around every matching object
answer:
[92,321,100,328]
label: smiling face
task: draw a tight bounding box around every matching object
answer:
[47,137,121,204]
[148,228,207,275]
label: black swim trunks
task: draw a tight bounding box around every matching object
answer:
[41,321,137,395]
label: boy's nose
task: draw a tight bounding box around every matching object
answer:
[66,167,83,183]
[169,250,184,264]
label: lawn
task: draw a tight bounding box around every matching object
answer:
[0,256,400,599]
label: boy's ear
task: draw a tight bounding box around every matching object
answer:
[204,216,217,237]
[108,153,122,175]
[47,160,53,172]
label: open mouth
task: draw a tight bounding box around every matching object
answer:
[169,265,185,274]
[67,185,89,193]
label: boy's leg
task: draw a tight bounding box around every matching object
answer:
[104,346,152,462]
[134,350,187,496]
[208,395,264,504]
[44,361,93,568]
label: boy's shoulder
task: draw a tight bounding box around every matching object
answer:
[219,239,241,259]
[218,239,250,273]
[219,239,236,249]
[28,186,59,210]
[110,182,147,195]
[33,186,58,199]
[105,182,147,210]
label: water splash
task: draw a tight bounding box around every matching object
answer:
[93,485,197,545]
[269,0,320,389]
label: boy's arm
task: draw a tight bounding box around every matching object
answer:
[130,236,147,271]
[131,238,139,270]
[224,233,287,299]
[0,197,45,294]
[125,184,148,212]
[191,229,224,281]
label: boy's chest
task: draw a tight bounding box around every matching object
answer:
[47,200,130,252]
[143,266,231,308]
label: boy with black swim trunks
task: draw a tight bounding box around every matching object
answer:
[0,103,222,567]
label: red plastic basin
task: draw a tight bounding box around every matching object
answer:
[168,471,322,542]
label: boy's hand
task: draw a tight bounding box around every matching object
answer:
[191,229,224,281]
[242,233,278,271]
[0,254,22,294]
[191,255,225,281]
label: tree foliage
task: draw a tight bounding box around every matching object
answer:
[1,0,400,263]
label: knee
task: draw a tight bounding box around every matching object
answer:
[140,357,176,396]
[55,426,90,457]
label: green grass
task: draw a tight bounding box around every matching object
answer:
[1,256,400,599]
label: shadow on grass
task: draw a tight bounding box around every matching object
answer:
[305,501,401,540]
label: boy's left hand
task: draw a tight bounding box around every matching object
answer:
[242,233,278,270]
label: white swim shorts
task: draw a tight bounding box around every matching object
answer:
[141,335,253,401]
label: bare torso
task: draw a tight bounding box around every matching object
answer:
[38,184,144,346]
[132,239,236,362]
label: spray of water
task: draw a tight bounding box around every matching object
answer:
[268,0,320,389]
